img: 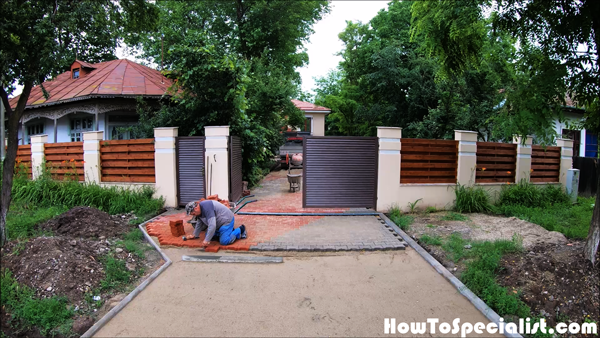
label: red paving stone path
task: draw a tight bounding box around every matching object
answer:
[145,170,348,252]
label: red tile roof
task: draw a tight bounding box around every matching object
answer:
[291,99,331,112]
[10,59,174,109]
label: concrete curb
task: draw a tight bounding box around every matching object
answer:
[82,212,173,338]
[378,213,522,338]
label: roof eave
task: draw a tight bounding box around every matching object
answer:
[22,94,169,110]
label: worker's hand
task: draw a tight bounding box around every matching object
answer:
[186,235,196,240]
[201,241,210,247]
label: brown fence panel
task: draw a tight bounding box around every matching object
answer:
[530,145,560,183]
[44,142,84,181]
[16,145,32,177]
[475,142,517,183]
[401,139,458,184]
[100,139,155,183]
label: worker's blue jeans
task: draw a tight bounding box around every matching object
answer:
[216,217,241,245]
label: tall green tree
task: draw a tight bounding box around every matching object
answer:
[412,0,600,262]
[130,0,328,184]
[0,0,158,246]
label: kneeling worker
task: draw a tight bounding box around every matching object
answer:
[185,199,247,246]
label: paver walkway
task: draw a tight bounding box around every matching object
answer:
[146,170,404,252]
[95,248,500,337]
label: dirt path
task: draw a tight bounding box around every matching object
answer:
[94,248,498,337]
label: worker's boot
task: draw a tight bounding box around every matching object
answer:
[239,225,247,239]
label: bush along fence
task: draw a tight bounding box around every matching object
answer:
[377,128,575,212]
[22,126,234,209]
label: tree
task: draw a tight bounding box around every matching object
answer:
[129,0,329,184]
[412,0,600,262]
[0,0,158,246]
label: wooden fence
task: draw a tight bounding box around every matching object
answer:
[100,139,155,183]
[475,142,517,183]
[16,145,32,177]
[530,145,560,183]
[400,139,458,184]
[44,142,84,181]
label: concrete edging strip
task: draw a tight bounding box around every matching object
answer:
[82,212,173,338]
[378,213,522,338]
[182,255,283,263]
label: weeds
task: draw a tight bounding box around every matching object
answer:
[424,206,438,214]
[453,184,493,213]
[426,224,437,228]
[497,180,570,207]
[441,212,469,222]
[115,228,147,259]
[407,198,423,213]
[1,270,74,336]
[6,203,67,239]
[419,234,442,246]
[388,205,414,230]
[100,256,130,291]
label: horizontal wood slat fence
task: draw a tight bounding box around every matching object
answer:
[16,145,32,177]
[100,139,155,183]
[401,139,458,184]
[44,142,84,181]
[476,142,517,183]
[530,145,560,183]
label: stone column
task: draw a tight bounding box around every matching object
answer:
[83,131,103,184]
[376,127,401,211]
[204,126,230,199]
[556,138,574,188]
[512,135,533,183]
[154,127,178,207]
[30,135,48,180]
[454,130,478,185]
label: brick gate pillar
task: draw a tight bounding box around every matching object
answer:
[376,127,402,211]
[513,135,533,183]
[204,126,230,199]
[154,127,179,207]
[30,135,48,179]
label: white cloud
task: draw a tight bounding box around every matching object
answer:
[298,1,389,94]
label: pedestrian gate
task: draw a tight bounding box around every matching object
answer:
[176,136,205,206]
[302,136,378,208]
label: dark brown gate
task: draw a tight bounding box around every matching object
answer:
[176,136,206,206]
[229,136,243,202]
[302,136,378,208]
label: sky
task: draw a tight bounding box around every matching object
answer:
[298,1,389,94]
[11,1,390,98]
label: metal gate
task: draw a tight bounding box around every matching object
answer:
[302,136,378,208]
[229,136,243,202]
[176,136,205,206]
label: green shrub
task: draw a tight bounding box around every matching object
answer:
[1,270,74,336]
[441,212,469,221]
[419,234,442,246]
[453,184,493,213]
[497,180,569,208]
[388,205,414,230]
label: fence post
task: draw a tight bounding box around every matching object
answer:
[204,126,230,199]
[454,130,478,185]
[30,135,48,179]
[513,135,533,183]
[556,138,574,188]
[376,127,402,211]
[154,127,179,207]
[83,131,103,184]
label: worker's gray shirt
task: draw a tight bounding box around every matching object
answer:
[194,200,234,241]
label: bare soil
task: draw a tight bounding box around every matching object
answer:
[407,211,600,334]
[1,207,163,337]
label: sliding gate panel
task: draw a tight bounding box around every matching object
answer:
[176,136,205,206]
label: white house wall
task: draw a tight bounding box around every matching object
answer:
[554,112,586,156]
[19,112,107,144]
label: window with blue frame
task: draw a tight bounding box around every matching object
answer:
[585,132,598,158]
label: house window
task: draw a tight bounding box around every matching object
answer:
[70,117,94,142]
[108,114,139,140]
[26,123,44,144]
[73,68,80,79]
[301,117,312,134]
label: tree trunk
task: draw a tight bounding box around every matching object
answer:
[583,153,600,263]
[0,82,33,246]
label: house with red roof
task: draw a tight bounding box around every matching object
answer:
[10,59,330,144]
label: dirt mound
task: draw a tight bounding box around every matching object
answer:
[499,242,600,328]
[1,237,107,304]
[39,206,131,238]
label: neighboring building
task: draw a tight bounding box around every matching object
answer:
[9,59,330,145]
[555,100,597,158]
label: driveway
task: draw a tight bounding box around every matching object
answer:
[95,248,496,337]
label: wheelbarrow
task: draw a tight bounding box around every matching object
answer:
[286,154,302,192]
